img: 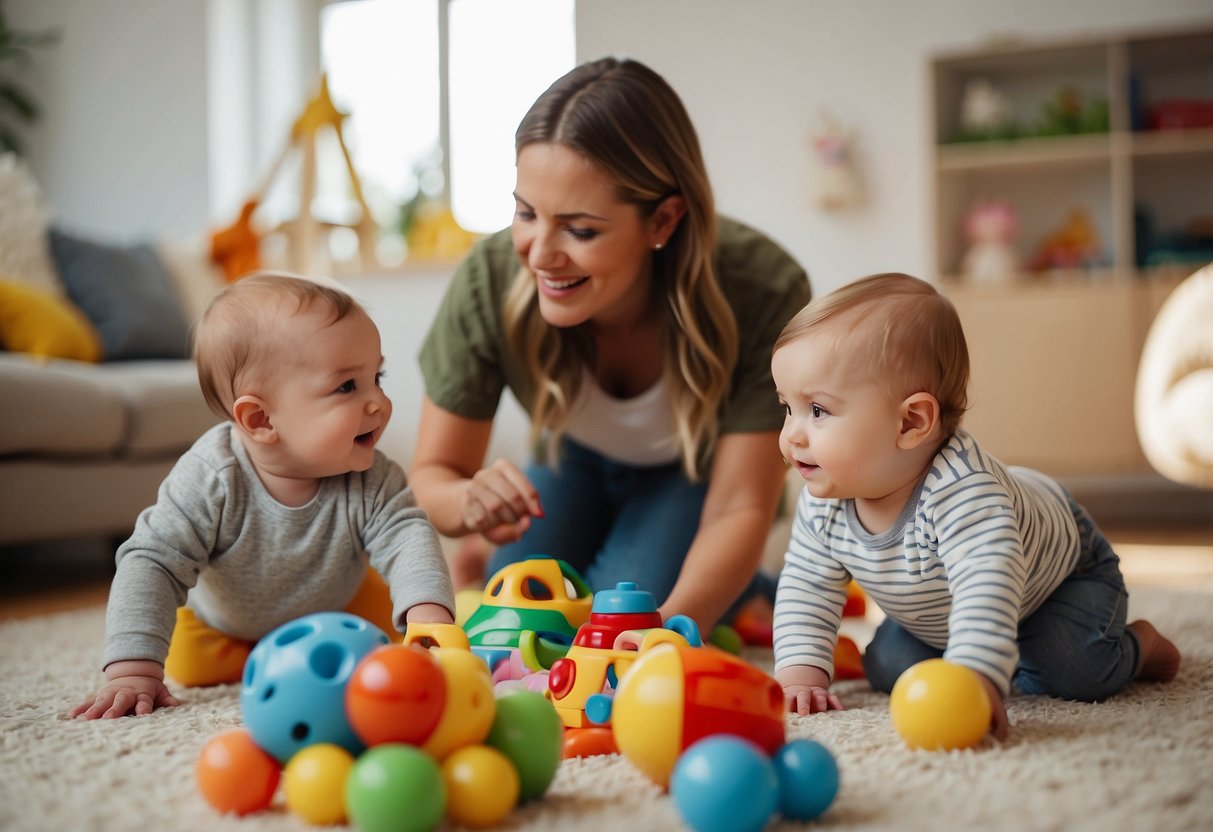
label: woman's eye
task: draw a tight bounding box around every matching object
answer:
[514,208,535,221]
[566,226,599,241]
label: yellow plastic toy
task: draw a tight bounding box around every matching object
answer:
[889,658,992,750]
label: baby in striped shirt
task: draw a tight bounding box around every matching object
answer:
[770,272,1179,741]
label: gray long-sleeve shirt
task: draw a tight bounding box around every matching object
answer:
[102,423,453,669]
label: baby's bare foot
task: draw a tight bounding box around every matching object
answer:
[1129,619,1181,682]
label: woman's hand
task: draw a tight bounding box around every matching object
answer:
[461,458,544,544]
[776,664,844,716]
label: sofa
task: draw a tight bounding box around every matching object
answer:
[0,155,225,547]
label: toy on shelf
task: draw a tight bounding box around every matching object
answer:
[961,199,1020,284]
[545,580,701,733]
[196,610,564,828]
[889,658,992,750]
[209,74,380,281]
[461,555,593,681]
[1028,207,1103,272]
[959,78,1013,140]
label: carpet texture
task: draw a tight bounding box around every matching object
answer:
[1,585,1211,832]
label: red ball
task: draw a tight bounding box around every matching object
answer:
[345,644,447,747]
[196,730,280,815]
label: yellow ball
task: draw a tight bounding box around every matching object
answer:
[441,745,520,828]
[282,743,355,825]
[890,659,992,751]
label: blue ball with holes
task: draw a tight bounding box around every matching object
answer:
[240,611,390,763]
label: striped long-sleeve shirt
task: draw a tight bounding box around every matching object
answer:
[773,429,1080,697]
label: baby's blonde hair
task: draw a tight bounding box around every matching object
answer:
[193,272,358,419]
[774,273,970,437]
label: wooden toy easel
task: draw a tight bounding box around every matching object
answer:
[211,74,379,281]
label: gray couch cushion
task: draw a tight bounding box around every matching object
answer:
[0,354,125,454]
[49,229,192,361]
[0,354,218,457]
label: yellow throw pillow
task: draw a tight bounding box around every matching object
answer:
[0,278,103,362]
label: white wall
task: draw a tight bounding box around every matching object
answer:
[7,0,1212,290]
[7,0,211,242]
[576,0,1213,294]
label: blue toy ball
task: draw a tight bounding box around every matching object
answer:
[670,736,779,832]
[240,611,389,763]
[772,739,840,821]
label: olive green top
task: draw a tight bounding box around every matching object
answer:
[418,216,811,443]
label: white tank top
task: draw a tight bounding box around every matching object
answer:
[564,372,680,466]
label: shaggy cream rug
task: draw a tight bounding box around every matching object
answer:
[1,585,1210,832]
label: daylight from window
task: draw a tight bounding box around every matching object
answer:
[320,0,574,247]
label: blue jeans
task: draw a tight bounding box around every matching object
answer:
[489,437,772,623]
[862,499,1141,701]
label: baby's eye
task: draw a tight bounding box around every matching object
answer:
[337,379,356,394]
[811,403,827,419]
[375,371,386,387]
[779,401,791,416]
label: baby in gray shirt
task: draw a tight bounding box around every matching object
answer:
[72,274,454,719]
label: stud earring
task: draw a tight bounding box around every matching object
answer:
[653,242,665,251]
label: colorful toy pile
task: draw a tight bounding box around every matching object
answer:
[195,611,563,829]
[197,559,985,829]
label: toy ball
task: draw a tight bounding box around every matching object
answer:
[441,744,520,828]
[670,735,779,832]
[421,647,497,760]
[345,744,445,832]
[485,689,564,801]
[196,729,281,816]
[889,658,992,751]
[612,643,785,787]
[772,739,839,820]
[283,743,355,825]
[345,644,447,748]
[241,612,389,763]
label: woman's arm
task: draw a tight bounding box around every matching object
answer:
[658,430,787,630]
[409,396,542,542]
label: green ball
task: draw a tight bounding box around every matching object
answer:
[708,624,744,655]
[485,690,563,801]
[345,745,445,832]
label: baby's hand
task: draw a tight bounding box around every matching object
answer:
[70,661,180,720]
[776,664,844,716]
[976,672,1009,741]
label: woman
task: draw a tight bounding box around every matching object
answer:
[411,57,810,630]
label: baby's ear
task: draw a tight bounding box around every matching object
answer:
[898,392,941,449]
[232,395,276,443]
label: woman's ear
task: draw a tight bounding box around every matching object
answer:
[232,395,276,444]
[650,194,687,246]
[898,392,942,449]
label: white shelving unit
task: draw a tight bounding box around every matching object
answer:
[929,25,1213,482]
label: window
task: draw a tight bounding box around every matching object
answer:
[318,0,575,258]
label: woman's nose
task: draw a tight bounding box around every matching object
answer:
[528,227,566,273]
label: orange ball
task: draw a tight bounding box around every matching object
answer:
[345,644,447,747]
[196,730,281,815]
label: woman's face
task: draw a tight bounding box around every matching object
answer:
[512,142,664,330]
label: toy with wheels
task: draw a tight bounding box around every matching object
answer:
[240,611,390,763]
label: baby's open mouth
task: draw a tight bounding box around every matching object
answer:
[355,430,376,446]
